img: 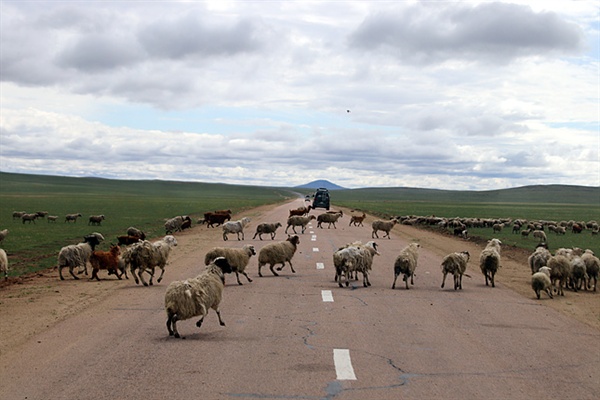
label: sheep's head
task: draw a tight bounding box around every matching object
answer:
[287,235,300,246]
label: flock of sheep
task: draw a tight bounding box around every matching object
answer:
[2,204,598,340]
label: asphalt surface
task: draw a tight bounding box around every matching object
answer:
[0,198,598,400]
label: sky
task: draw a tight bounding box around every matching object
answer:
[0,0,598,190]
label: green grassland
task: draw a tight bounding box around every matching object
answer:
[1,172,598,277]
[332,186,600,256]
[0,172,295,275]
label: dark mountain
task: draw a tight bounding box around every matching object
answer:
[295,180,346,190]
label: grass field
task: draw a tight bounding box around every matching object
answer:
[333,187,600,256]
[1,172,598,276]
[0,172,295,275]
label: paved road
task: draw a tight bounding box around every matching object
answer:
[0,198,598,399]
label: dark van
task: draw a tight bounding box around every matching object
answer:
[312,188,330,210]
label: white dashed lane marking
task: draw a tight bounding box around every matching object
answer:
[316,262,324,270]
[311,235,317,241]
[313,248,319,252]
[333,349,357,380]
[321,290,333,302]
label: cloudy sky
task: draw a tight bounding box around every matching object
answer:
[1,1,598,190]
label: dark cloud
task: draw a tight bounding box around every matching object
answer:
[349,2,583,64]
[138,15,264,59]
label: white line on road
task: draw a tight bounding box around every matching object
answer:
[313,247,319,252]
[316,262,324,270]
[333,349,356,380]
[321,290,333,302]
[311,235,317,241]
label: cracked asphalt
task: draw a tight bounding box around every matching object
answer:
[0,198,598,399]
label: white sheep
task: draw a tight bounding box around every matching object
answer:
[527,244,551,274]
[371,219,398,239]
[316,211,343,229]
[258,235,300,277]
[392,243,420,290]
[0,229,8,243]
[0,248,8,280]
[547,254,571,296]
[57,233,105,280]
[222,217,251,241]
[532,230,547,243]
[333,241,379,288]
[479,238,502,287]
[164,215,191,234]
[581,250,599,291]
[126,226,146,240]
[440,251,470,290]
[204,244,256,285]
[165,257,233,339]
[569,257,587,292]
[252,222,282,240]
[531,266,553,299]
[125,235,178,286]
[285,215,316,234]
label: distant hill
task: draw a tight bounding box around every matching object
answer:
[295,180,346,190]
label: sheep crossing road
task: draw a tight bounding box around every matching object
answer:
[0,199,599,399]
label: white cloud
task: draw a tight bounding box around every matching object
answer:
[0,0,598,189]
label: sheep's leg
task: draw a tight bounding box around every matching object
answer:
[490,272,495,288]
[235,272,243,285]
[215,308,225,326]
[59,266,66,280]
[545,288,553,299]
[404,274,410,290]
[372,230,378,239]
[289,261,295,273]
[441,272,447,288]
[241,271,253,283]
[269,264,280,276]
[258,263,264,277]
[131,267,140,285]
[392,273,399,289]
[91,268,100,281]
[156,267,166,283]
[69,267,79,280]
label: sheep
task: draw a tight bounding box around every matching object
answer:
[289,206,312,217]
[531,266,553,299]
[126,227,146,240]
[12,211,26,220]
[202,212,232,228]
[349,212,366,227]
[285,215,316,234]
[569,257,588,292]
[117,235,142,246]
[89,245,122,281]
[126,235,178,286]
[392,243,421,290]
[47,216,58,223]
[58,233,105,280]
[528,244,551,274]
[372,219,398,239]
[0,248,8,280]
[65,213,82,223]
[258,235,300,277]
[21,213,38,224]
[440,251,470,290]
[581,250,599,291]
[547,255,571,296]
[479,238,502,287]
[317,211,343,229]
[204,244,256,285]
[88,215,105,226]
[252,222,282,240]
[492,223,504,233]
[532,230,547,244]
[333,241,379,288]
[222,217,251,241]
[164,215,191,234]
[521,229,532,237]
[165,257,233,339]
[0,229,8,243]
